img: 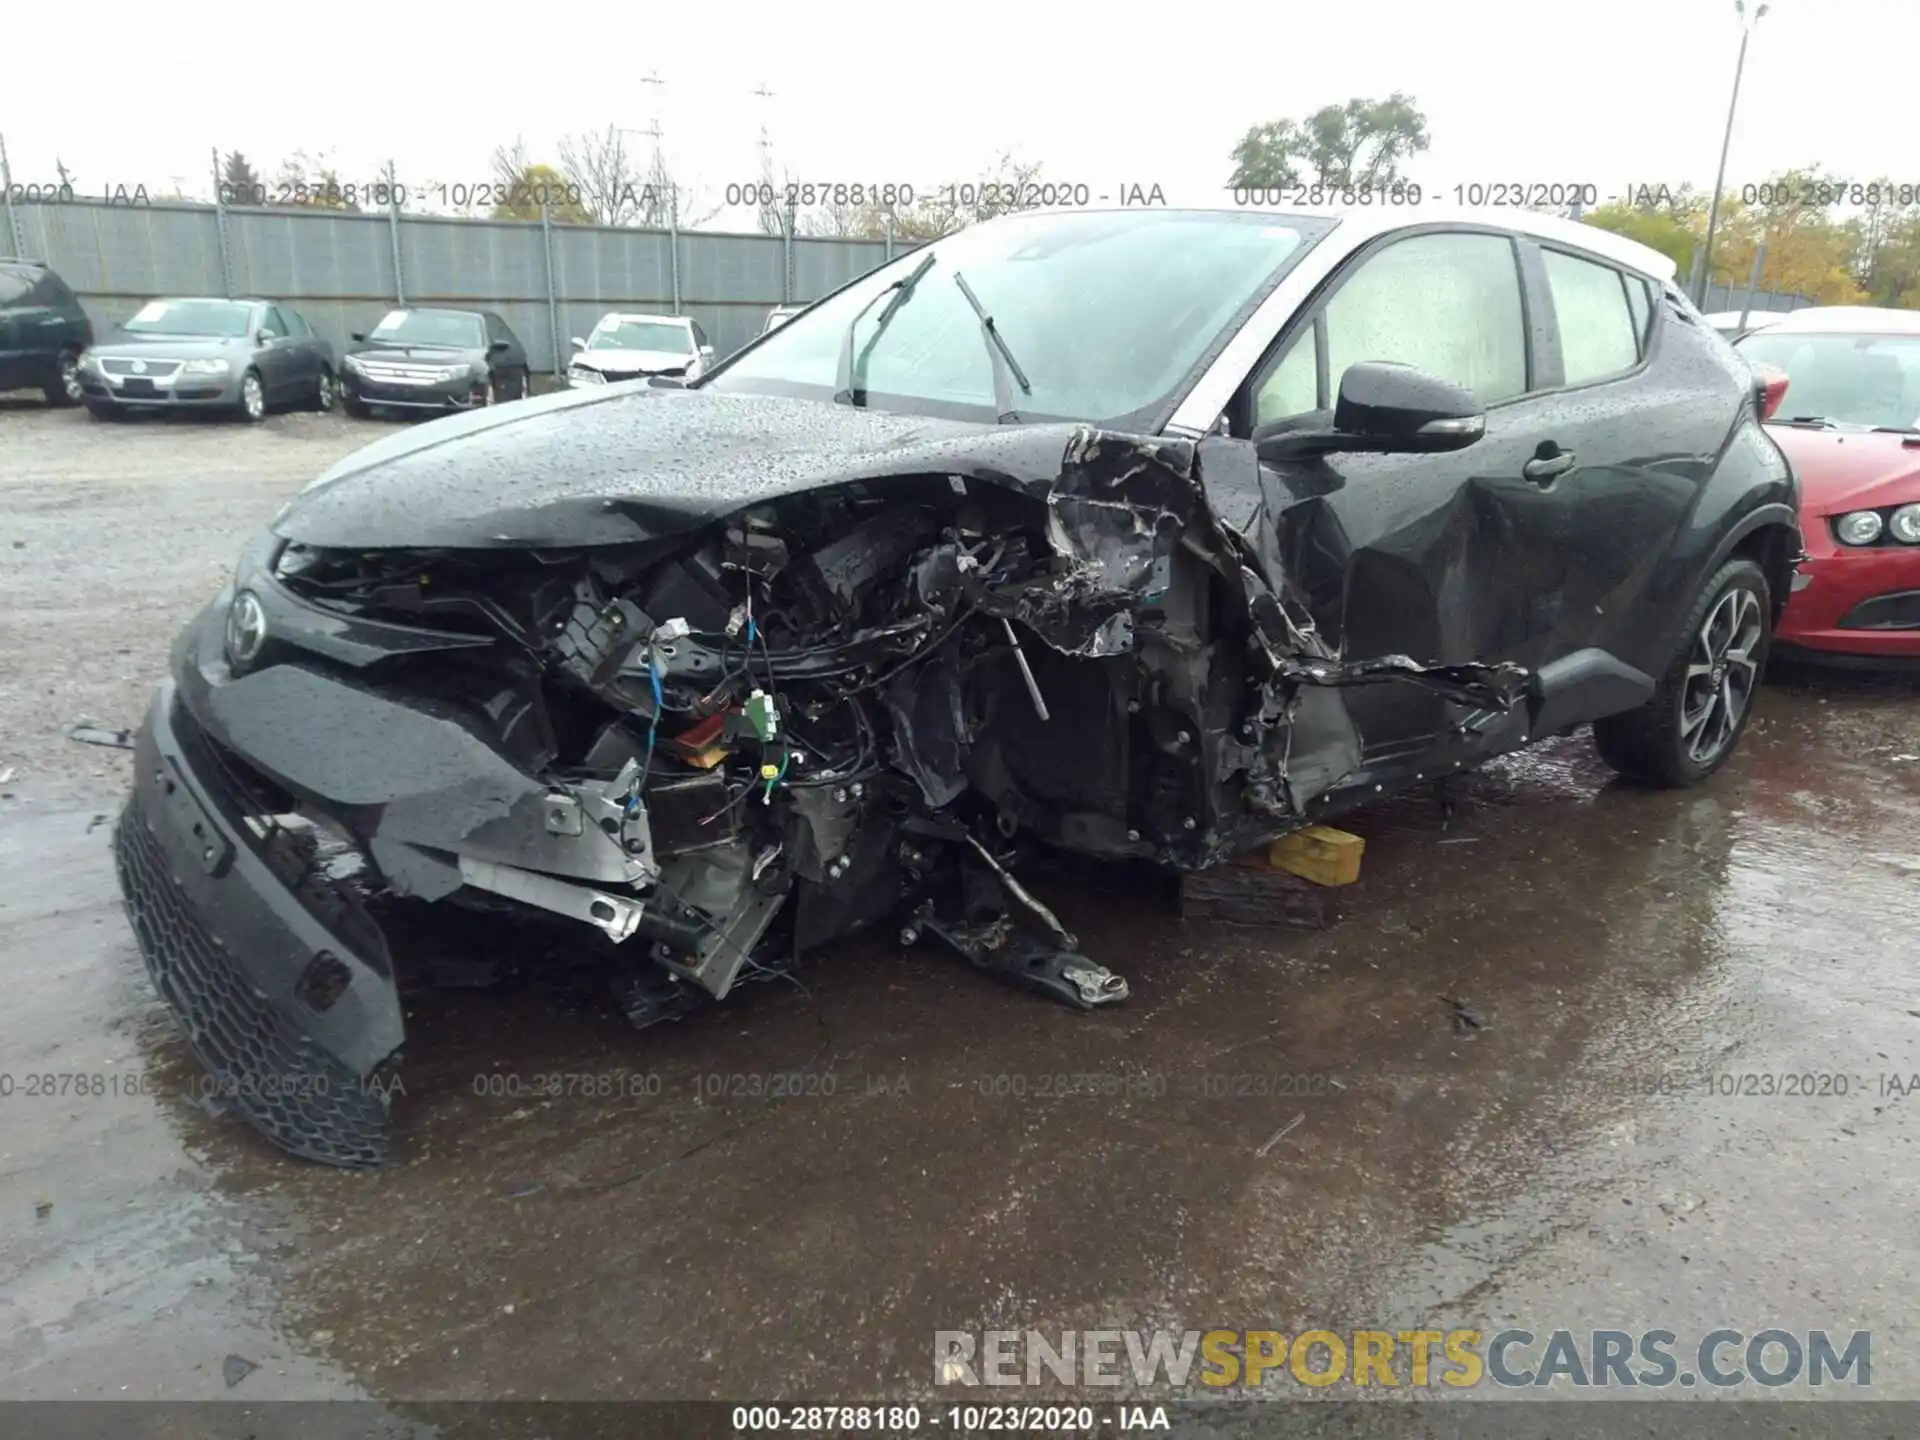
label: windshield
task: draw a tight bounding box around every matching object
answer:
[702,209,1332,428]
[122,298,252,338]
[589,319,694,354]
[369,309,485,348]
[1737,330,1920,431]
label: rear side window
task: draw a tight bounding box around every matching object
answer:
[0,265,34,305]
[1543,248,1640,384]
[282,307,310,337]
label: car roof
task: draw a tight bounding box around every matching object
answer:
[597,312,689,325]
[1011,205,1680,284]
[1738,305,1920,335]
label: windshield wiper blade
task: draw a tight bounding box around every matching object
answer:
[1782,415,1840,428]
[833,250,937,408]
[950,269,1032,425]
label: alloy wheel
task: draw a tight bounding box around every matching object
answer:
[241,373,265,422]
[1679,586,1762,765]
[60,354,83,403]
[315,371,335,411]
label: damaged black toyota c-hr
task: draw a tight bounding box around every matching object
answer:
[114,206,1800,1164]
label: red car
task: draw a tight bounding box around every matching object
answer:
[1736,306,1920,666]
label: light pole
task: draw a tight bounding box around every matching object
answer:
[1698,0,1768,305]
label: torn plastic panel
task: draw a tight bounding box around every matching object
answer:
[128,408,1535,1165]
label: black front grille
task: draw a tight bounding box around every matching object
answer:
[113,799,390,1166]
[1839,590,1920,630]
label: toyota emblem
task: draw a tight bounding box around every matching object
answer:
[226,590,268,667]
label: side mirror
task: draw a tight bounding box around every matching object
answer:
[1256,362,1486,462]
[1749,360,1789,421]
[570,336,587,352]
[488,339,511,354]
[350,331,366,342]
[699,345,715,361]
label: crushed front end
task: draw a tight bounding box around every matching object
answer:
[114,417,1525,1165]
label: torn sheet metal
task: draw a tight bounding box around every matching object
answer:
[118,382,1540,1165]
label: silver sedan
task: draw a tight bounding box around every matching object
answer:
[78,297,337,422]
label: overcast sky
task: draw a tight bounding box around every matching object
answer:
[6,0,1915,227]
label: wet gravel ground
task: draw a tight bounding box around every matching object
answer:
[2,399,1919,1431]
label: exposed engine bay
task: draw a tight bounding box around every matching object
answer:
[242,427,1528,1028]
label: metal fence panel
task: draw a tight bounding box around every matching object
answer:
[1698,280,1813,314]
[791,236,892,303]
[17,201,225,304]
[9,197,1834,375]
[226,205,395,304]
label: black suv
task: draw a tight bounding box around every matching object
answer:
[113,207,1800,1165]
[0,258,92,406]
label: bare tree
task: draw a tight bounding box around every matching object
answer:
[755,145,794,237]
[637,146,720,230]
[558,126,651,227]
[796,199,866,238]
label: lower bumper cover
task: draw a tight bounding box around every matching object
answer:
[342,374,479,410]
[114,683,403,1165]
[82,377,240,408]
[1776,545,1920,659]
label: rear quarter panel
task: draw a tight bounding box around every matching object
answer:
[1609,301,1797,675]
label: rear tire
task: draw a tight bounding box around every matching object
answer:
[1593,557,1771,787]
[45,350,83,406]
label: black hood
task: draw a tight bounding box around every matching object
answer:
[274,385,1118,549]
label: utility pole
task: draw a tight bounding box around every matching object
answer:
[621,75,679,314]
[1699,0,1768,305]
[639,71,671,229]
[0,131,26,255]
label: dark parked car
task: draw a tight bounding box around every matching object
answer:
[0,257,92,405]
[340,307,530,417]
[113,206,1799,1164]
[78,297,336,421]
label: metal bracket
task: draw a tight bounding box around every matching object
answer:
[457,856,645,942]
[909,911,1128,1012]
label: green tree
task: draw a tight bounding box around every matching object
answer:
[1714,168,1865,305]
[1848,175,1920,306]
[842,153,1048,242]
[221,151,263,200]
[1228,93,1429,189]
[1582,198,1703,274]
